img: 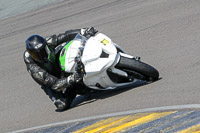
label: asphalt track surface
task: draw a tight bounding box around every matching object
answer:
[1,0,200,132]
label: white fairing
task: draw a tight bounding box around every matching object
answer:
[82,33,118,89]
[63,33,136,90]
[82,33,117,73]
[63,41,82,72]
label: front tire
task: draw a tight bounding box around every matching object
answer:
[115,56,159,81]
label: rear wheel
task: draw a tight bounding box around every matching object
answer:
[115,56,159,81]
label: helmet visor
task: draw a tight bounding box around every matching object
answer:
[28,46,48,63]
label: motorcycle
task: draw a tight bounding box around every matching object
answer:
[58,33,159,95]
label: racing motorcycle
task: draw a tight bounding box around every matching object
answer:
[58,33,159,95]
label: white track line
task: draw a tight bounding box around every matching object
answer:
[8,104,200,133]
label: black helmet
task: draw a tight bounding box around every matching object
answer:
[26,35,50,63]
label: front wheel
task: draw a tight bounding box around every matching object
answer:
[115,56,159,81]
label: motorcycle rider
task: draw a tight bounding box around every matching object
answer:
[23,27,98,110]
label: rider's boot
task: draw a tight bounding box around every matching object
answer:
[54,86,77,110]
[54,98,69,110]
[42,86,72,110]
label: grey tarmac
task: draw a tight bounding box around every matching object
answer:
[0,0,200,132]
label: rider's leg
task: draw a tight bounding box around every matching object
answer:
[42,86,71,110]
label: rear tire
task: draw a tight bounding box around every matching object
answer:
[115,56,159,81]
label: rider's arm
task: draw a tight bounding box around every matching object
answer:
[23,51,71,91]
[46,29,81,48]
[46,27,98,48]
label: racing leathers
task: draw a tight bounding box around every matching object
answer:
[24,28,97,110]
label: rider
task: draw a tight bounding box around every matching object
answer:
[23,27,98,110]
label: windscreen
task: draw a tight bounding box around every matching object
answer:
[73,33,87,46]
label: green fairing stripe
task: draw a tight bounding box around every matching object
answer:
[59,41,73,71]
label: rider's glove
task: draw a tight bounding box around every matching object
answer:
[52,77,72,92]
[68,73,82,83]
[52,73,83,92]
[81,27,98,38]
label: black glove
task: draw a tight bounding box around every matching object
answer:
[67,73,82,83]
[82,27,98,38]
[51,77,71,92]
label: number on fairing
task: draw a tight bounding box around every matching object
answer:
[101,39,109,45]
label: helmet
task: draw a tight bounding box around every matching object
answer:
[26,35,50,63]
